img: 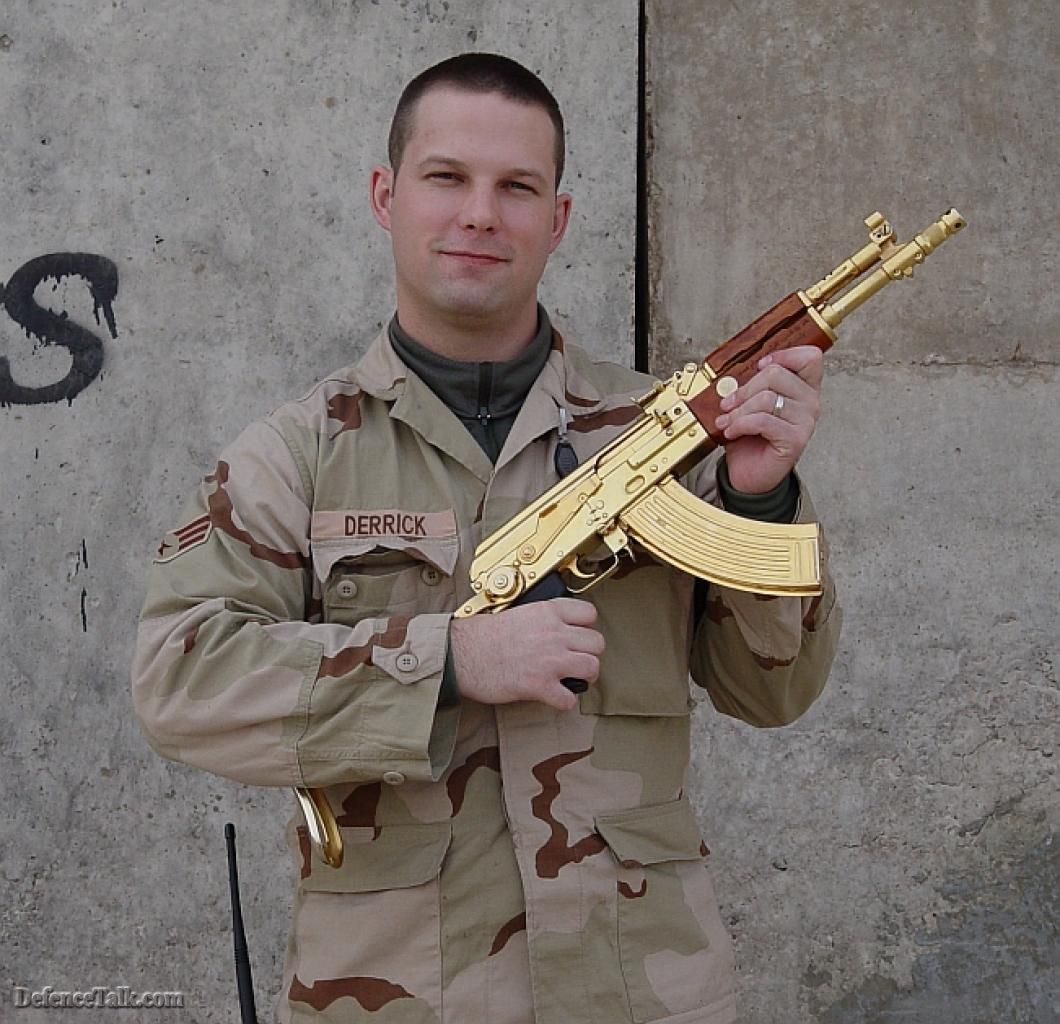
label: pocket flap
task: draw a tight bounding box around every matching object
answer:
[301,821,453,893]
[595,798,705,867]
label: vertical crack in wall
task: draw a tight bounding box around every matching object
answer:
[634,0,650,372]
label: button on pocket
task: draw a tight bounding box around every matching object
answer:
[395,652,420,676]
[311,539,458,626]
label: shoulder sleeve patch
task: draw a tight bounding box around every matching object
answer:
[153,514,213,563]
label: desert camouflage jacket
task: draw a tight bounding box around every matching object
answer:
[132,325,841,1024]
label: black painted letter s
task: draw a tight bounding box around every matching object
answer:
[0,252,119,406]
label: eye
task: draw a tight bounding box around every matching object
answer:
[506,181,536,194]
[428,171,460,183]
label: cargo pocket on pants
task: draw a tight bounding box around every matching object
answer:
[595,799,735,1023]
[289,822,452,1022]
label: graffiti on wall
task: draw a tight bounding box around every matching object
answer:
[0,253,119,406]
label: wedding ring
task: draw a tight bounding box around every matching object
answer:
[772,394,785,417]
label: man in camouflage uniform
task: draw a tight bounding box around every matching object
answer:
[132,54,840,1024]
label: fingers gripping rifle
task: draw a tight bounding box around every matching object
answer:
[297,208,967,868]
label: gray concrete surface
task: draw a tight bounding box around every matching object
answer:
[3,1,1057,1022]
[0,2,635,1020]
[650,2,1058,1020]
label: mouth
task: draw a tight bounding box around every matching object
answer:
[438,250,510,265]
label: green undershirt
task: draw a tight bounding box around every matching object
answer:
[389,308,553,463]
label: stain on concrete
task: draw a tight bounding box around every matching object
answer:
[815,835,1059,1023]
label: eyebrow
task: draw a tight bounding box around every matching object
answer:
[417,155,547,185]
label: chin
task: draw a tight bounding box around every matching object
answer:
[433,287,511,321]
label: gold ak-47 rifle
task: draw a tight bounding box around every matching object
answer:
[297,208,966,868]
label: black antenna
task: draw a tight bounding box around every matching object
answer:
[225,823,259,1024]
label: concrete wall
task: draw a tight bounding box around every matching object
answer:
[0,2,635,1020]
[3,1,1056,1022]
[648,2,1058,1021]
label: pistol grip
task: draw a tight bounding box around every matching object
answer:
[512,573,589,694]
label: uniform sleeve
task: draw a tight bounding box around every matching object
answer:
[684,455,842,727]
[131,419,460,789]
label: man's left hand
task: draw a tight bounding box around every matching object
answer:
[713,345,824,494]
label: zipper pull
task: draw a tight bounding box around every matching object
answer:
[554,407,579,478]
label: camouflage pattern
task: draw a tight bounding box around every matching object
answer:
[132,326,841,1024]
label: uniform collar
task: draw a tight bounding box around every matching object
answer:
[352,316,606,410]
[348,313,623,480]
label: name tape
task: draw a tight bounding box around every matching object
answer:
[311,508,457,542]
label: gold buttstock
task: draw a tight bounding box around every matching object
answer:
[294,786,343,868]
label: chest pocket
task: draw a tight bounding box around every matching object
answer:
[311,531,459,627]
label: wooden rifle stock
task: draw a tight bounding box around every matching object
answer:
[688,293,834,442]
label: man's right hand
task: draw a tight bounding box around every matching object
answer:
[448,598,604,712]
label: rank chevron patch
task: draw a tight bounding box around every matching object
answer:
[154,514,213,563]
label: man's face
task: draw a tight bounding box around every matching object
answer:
[371,86,571,340]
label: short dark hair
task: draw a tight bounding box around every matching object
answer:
[388,52,566,189]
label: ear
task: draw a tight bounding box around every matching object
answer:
[369,165,395,232]
[548,191,573,254]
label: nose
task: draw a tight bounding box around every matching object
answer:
[459,182,499,233]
